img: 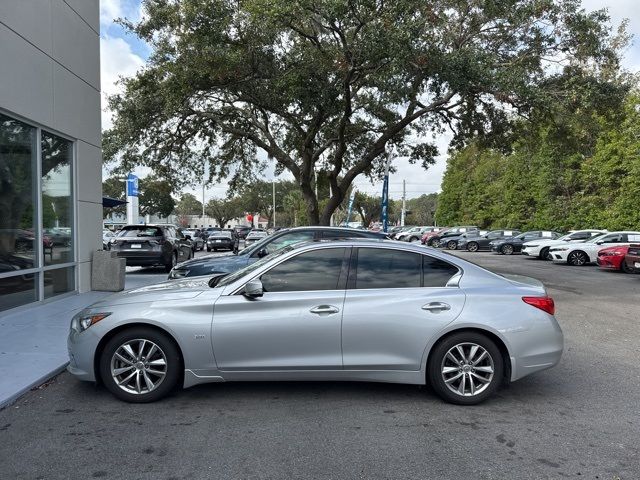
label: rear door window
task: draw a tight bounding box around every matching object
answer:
[354,248,421,289]
[263,231,315,255]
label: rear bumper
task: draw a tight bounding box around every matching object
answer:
[624,255,640,273]
[508,315,564,382]
[114,251,166,266]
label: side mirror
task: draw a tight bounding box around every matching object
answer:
[243,279,263,298]
[595,240,603,245]
[184,235,192,240]
[257,248,268,258]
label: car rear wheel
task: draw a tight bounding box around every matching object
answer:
[428,332,503,405]
[567,250,588,266]
[622,260,634,274]
[446,240,458,250]
[501,244,514,255]
[427,238,438,247]
[539,247,550,260]
[99,327,181,403]
[467,242,479,252]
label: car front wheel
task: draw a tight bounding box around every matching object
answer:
[99,327,181,403]
[428,332,503,405]
[567,250,588,266]
[539,247,550,260]
[466,242,479,252]
[501,244,514,255]
[446,240,458,250]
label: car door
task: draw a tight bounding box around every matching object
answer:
[212,247,349,370]
[341,247,465,371]
[480,231,502,249]
[172,227,190,261]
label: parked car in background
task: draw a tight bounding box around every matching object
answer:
[491,231,562,255]
[421,227,450,246]
[550,231,640,266]
[110,224,193,272]
[458,230,520,252]
[207,230,235,252]
[438,230,489,250]
[204,227,221,238]
[244,229,268,247]
[398,226,442,242]
[388,226,415,240]
[168,226,387,279]
[623,244,640,273]
[68,239,563,405]
[432,226,480,249]
[522,229,606,260]
[234,225,252,239]
[597,245,634,273]
[102,229,115,250]
[180,228,205,252]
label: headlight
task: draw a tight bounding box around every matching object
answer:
[71,310,111,332]
[170,268,189,279]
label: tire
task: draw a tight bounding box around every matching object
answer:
[427,238,437,247]
[164,252,177,273]
[99,327,181,403]
[501,244,514,255]
[447,240,458,250]
[622,260,634,274]
[466,242,479,252]
[539,247,550,260]
[427,331,504,405]
[206,247,211,252]
[567,250,588,266]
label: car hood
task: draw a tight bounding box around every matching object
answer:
[90,277,213,307]
[174,252,247,272]
[523,239,566,247]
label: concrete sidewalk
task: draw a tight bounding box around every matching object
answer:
[0,272,164,408]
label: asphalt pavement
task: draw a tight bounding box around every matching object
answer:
[0,249,638,480]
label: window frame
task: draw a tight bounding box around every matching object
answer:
[0,110,78,307]
[347,246,460,290]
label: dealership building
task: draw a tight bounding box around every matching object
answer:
[0,1,102,312]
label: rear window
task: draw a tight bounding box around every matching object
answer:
[117,226,163,238]
[210,231,232,238]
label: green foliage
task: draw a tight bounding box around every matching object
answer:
[405,193,439,226]
[102,177,126,219]
[205,197,244,228]
[103,0,622,225]
[174,193,203,216]
[437,91,640,231]
[139,176,176,218]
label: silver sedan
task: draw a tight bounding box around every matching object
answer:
[68,240,563,405]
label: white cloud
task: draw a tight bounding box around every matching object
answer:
[100,35,145,129]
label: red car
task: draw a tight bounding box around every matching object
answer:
[597,245,634,273]
[422,227,450,245]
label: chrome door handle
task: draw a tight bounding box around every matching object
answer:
[310,305,340,315]
[422,302,451,312]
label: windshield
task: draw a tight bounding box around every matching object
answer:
[216,245,295,288]
[210,231,232,238]
[585,233,609,243]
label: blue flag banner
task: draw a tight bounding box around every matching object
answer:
[127,173,139,197]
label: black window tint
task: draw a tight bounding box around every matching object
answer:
[423,256,459,287]
[571,232,589,240]
[355,248,421,289]
[264,231,315,254]
[261,248,345,292]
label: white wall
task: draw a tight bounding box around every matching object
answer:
[0,0,102,293]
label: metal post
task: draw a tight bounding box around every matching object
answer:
[272,180,276,228]
[400,179,406,227]
[381,153,391,232]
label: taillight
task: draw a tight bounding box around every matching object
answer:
[522,296,555,315]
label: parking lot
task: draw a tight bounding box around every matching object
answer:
[0,249,638,480]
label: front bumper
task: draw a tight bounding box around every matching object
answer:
[67,327,101,382]
[550,250,569,262]
[597,256,622,270]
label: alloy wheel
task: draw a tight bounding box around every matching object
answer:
[110,339,167,395]
[467,242,479,252]
[440,342,494,397]
[568,251,587,266]
[447,240,458,250]
[501,244,514,255]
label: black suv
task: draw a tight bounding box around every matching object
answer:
[168,226,388,279]
[111,224,193,272]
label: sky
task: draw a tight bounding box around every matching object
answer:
[100,0,640,201]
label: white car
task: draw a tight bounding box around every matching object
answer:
[396,226,436,242]
[522,229,606,260]
[549,231,640,266]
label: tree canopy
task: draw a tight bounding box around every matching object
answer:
[104,0,624,225]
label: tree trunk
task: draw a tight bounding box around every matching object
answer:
[320,188,346,226]
[300,182,320,225]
